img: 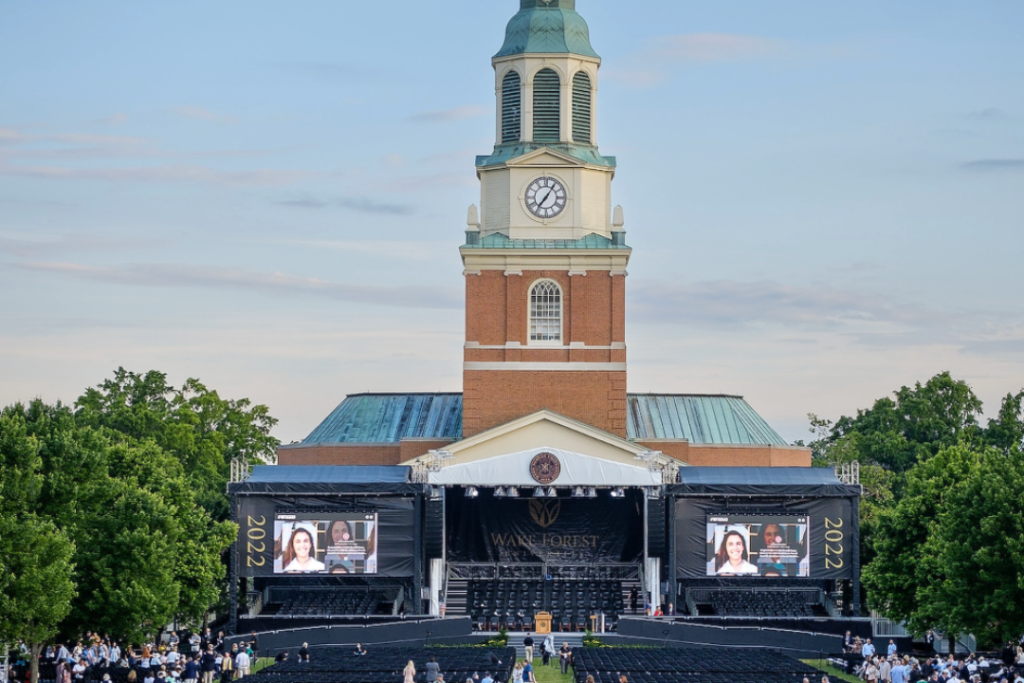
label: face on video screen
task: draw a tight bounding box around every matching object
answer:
[706,515,809,577]
[273,514,378,575]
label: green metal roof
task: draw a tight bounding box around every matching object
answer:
[304,393,463,444]
[626,394,789,446]
[477,142,615,168]
[303,393,789,447]
[496,0,599,60]
[465,232,629,250]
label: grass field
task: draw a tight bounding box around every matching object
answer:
[529,658,574,683]
[801,658,861,683]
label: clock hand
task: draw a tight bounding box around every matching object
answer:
[535,187,551,207]
[541,188,558,209]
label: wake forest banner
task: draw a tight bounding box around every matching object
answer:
[447,493,644,564]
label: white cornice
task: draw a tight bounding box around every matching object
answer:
[464,362,626,371]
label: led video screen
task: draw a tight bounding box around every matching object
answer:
[273,513,378,574]
[706,515,810,577]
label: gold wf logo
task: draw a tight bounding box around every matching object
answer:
[529,499,561,528]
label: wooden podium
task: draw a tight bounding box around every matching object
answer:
[534,611,552,634]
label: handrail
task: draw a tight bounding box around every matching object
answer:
[628,616,846,641]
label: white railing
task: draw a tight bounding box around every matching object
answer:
[871,610,910,637]
[447,562,641,581]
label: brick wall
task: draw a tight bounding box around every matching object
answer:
[465,270,625,347]
[463,369,626,437]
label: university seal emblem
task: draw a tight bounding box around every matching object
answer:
[529,498,561,528]
[529,451,561,484]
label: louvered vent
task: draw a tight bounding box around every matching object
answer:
[572,71,592,144]
[533,69,560,143]
[501,71,521,143]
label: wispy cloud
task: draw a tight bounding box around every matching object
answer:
[172,106,239,124]
[604,33,793,88]
[16,261,461,310]
[271,239,444,261]
[275,195,414,215]
[627,278,1024,359]
[0,127,29,143]
[377,173,475,193]
[409,106,488,124]
[968,108,1002,119]
[960,159,1024,171]
[649,33,791,63]
[0,163,313,186]
[100,113,130,125]
[0,233,153,258]
[629,278,934,329]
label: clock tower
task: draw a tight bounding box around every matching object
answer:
[461,0,631,438]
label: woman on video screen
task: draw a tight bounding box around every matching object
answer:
[710,528,758,575]
[325,520,359,574]
[282,526,325,572]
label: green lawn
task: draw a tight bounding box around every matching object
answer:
[529,658,574,683]
[801,659,861,683]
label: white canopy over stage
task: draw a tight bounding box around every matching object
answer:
[425,446,663,487]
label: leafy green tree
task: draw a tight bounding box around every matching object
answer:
[825,372,984,473]
[2,396,238,642]
[0,412,77,683]
[75,368,279,519]
[863,442,1024,647]
[985,390,1024,455]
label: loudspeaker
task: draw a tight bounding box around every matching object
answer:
[647,498,667,558]
[424,498,444,558]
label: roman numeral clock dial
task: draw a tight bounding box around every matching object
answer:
[525,177,567,219]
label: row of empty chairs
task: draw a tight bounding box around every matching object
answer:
[469,579,625,631]
[262,588,396,617]
[572,646,820,683]
[701,590,822,618]
[246,646,515,683]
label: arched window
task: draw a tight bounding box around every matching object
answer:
[530,280,562,343]
[532,69,560,143]
[572,71,592,144]
[501,71,521,143]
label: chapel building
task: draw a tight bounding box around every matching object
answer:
[279,0,810,470]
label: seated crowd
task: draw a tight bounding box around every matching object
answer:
[8,629,259,683]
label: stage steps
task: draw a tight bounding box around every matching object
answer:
[622,580,642,615]
[445,579,469,616]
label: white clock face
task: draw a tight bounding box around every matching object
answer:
[525,177,567,219]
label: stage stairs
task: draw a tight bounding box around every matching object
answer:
[445,579,468,616]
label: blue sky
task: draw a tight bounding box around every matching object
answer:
[1,0,1022,444]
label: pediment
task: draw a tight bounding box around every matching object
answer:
[505,147,587,168]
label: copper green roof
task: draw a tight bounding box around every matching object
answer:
[496,0,599,60]
[304,393,463,444]
[627,394,789,446]
[303,393,789,447]
[477,143,615,168]
[464,232,629,250]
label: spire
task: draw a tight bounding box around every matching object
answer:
[496,0,597,59]
[520,0,576,8]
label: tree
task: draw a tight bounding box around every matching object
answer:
[3,397,237,642]
[0,412,76,683]
[985,390,1024,455]
[826,372,984,473]
[75,368,279,520]
[863,442,1024,647]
